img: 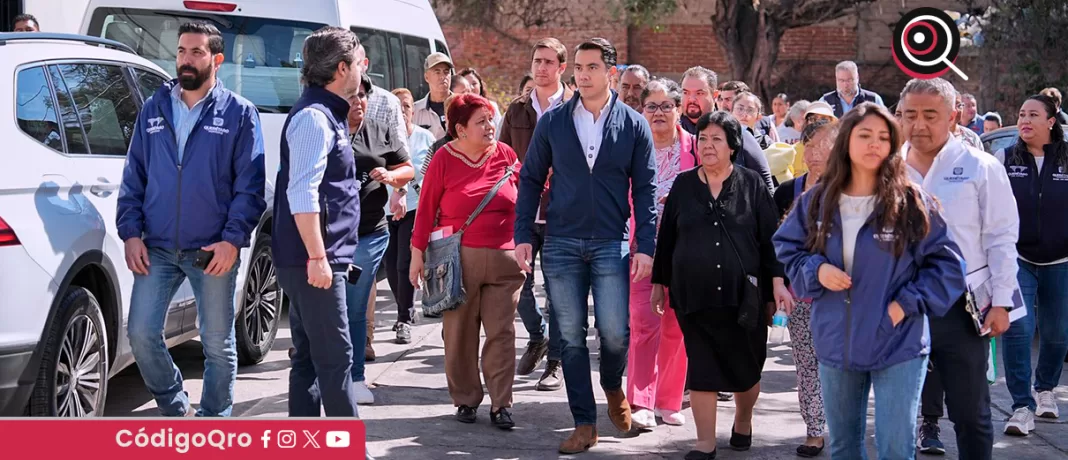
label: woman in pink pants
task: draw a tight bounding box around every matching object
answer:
[627,78,694,429]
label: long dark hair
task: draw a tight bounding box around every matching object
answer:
[804,102,930,257]
[1007,94,1067,169]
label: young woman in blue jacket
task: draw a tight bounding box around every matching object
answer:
[773,103,966,460]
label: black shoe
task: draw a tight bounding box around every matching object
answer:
[718,392,733,401]
[536,359,563,391]
[455,405,477,424]
[684,449,717,460]
[729,425,752,451]
[491,407,515,430]
[516,339,548,376]
[918,420,945,455]
[797,443,824,458]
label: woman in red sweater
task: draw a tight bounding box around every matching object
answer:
[409,93,525,429]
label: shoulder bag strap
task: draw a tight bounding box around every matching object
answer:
[702,170,749,275]
[457,160,518,236]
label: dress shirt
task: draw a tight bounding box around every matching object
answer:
[531,85,565,119]
[573,95,612,171]
[170,82,214,163]
[904,137,1020,307]
[285,108,336,214]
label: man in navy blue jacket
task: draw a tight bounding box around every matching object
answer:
[514,37,657,454]
[117,22,265,417]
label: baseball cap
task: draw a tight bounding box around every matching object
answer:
[983,111,1002,124]
[804,101,836,119]
[424,52,453,71]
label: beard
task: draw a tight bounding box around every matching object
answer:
[178,64,211,90]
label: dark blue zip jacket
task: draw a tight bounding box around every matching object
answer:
[515,90,657,256]
[117,79,266,251]
[1001,141,1068,263]
[772,187,966,372]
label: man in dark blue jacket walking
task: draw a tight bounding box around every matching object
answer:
[117,22,265,417]
[514,37,657,454]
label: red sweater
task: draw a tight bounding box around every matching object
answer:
[412,141,520,251]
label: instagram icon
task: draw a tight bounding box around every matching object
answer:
[277,430,297,449]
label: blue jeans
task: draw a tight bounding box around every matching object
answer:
[277,265,359,417]
[820,356,928,460]
[127,247,238,417]
[346,229,390,382]
[541,236,630,426]
[1003,259,1068,411]
[517,223,562,360]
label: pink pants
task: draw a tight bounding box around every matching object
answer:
[626,278,687,411]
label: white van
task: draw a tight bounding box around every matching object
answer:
[78,0,450,178]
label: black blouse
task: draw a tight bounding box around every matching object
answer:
[651,166,784,316]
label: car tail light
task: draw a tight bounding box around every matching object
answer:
[183,1,238,12]
[0,217,19,246]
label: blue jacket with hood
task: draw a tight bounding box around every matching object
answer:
[117,79,266,251]
[772,187,966,372]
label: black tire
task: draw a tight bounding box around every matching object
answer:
[30,287,109,416]
[236,231,282,365]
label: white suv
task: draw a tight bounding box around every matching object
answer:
[0,33,282,417]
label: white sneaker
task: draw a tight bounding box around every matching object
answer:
[353,381,375,405]
[1004,407,1035,436]
[1036,391,1060,418]
[632,409,657,429]
[655,408,686,426]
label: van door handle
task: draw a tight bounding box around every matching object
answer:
[90,178,118,197]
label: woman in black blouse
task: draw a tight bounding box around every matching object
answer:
[651,111,791,459]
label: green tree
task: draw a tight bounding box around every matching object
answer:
[977,0,1068,122]
[433,0,874,102]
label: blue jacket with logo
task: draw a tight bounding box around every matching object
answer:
[772,187,966,372]
[117,79,266,251]
[1000,141,1068,263]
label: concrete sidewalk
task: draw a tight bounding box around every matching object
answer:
[106,279,1068,459]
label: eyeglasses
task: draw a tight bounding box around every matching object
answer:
[733,107,758,116]
[643,102,677,113]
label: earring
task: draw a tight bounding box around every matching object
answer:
[461,133,467,139]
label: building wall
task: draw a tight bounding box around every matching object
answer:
[438,0,981,108]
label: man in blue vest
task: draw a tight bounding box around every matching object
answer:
[272,26,365,418]
[118,22,266,417]
[515,37,656,454]
[819,60,884,118]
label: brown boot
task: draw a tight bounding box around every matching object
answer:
[604,389,632,432]
[558,425,598,454]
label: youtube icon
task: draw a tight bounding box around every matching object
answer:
[326,431,350,448]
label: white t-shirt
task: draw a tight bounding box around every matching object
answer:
[840,194,875,275]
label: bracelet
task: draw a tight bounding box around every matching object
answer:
[308,255,327,262]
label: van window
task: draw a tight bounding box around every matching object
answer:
[15,66,63,152]
[87,8,326,113]
[403,35,431,100]
[351,27,391,90]
[435,40,449,56]
[388,35,405,90]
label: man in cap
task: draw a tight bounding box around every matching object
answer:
[412,52,454,139]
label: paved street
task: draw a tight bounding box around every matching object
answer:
[106,279,1068,459]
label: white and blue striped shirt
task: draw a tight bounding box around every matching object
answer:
[285,108,336,214]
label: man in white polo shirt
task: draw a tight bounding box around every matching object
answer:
[898,77,1019,459]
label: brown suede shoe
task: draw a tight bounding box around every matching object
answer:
[604,389,632,432]
[559,425,598,454]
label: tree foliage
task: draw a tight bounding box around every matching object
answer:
[978,0,1068,120]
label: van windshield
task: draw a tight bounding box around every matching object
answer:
[88,8,327,113]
